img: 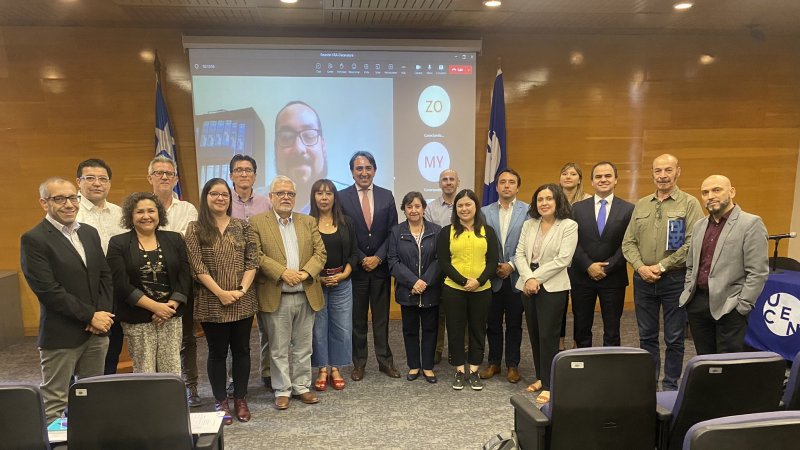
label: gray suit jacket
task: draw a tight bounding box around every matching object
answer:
[679,205,769,320]
[481,199,530,293]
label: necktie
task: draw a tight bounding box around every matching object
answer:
[597,198,607,235]
[361,188,372,230]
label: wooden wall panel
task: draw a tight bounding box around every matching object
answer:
[2,27,799,332]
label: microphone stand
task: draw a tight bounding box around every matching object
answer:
[771,237,783,274]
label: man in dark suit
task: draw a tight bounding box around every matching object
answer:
[20,177,114,423]
[569,161,634,347]
[339,151,399,380]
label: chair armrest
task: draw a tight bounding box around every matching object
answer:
[655,403,673,450]
[194,422,224,450]
[511,394,549,450]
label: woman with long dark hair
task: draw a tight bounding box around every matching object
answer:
[515,183,578,404]
[309,179,357,391]
[436,189,499,391]
[185,178,258,425]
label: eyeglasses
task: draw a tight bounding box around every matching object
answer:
[150,170,176,179]
[209,191,230,199]
[80,175,110,184]
[46,195,80,205]
[276,129,321,147]
[271,191,297,199]
[232,168,255,175]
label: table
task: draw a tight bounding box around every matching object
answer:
[744,270,800,361]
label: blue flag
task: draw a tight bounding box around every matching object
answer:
[482,69,506,206]
[155,78,182,199]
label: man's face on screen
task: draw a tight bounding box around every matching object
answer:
[274,103,326,186]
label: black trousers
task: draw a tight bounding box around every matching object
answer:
[401,305,439,371]
[181,293,198,389]
[351,272,394,369]
[486,278,523,367]
[103,321,124,374]
[201,316,253,401]
[570,283,626,347]
[441,285,492,367]
[686,289,749,355]
[522,288,568,390]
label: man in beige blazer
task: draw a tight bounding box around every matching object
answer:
[679,175,768,354]
[251,175,326,410]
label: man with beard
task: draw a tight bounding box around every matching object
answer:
[679,175,768,354]
[274,101,347,213]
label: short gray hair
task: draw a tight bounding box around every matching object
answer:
[39,177,72,199]
[148,155,176,175]
[270,175,297,192]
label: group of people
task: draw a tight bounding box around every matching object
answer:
[21,143,769,425]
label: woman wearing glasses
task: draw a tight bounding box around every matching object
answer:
[308,179,357,391]
[515,183,578,405]
[185,178,259,425]
[388,192,442,383]
[107,192,191,376]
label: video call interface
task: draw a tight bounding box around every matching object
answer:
[188,47,477,207]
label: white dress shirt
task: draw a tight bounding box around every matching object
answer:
[76,196,125,254]
[46,214,86,265]
[594,193,615,220]
[162,199,198,236]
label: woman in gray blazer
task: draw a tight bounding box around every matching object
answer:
[515,183,578,404]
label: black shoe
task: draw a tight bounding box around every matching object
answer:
[469,371,484,391]
[423,372,438,384]
[452,371,465,390]
[407,370,420,381]
[187,386,202,407]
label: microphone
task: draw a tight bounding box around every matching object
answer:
[768,232,797,240]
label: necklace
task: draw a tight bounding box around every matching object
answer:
[138,238,163,282]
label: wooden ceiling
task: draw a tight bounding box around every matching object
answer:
[0,0,798,36]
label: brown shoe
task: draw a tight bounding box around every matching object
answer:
[233,398,251,422]
[214,399,233,425]
[479,364,500,379]
[507,367,521,383]
[351,366,365,381]
[274,396,289,410]
[379,365,401,378]
[292,392,320,405]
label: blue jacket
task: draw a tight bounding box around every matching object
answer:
[387,220,442,307]
[481,199,530,293]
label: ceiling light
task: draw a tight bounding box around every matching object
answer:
[483,1,502,7]
[280,0,298,4]
[699,54,715,65]
[673,2,693,10]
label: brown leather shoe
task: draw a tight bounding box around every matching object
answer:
[479,364,501,379]
[214,400,233,425]
[274,396,289,410]
[233,398,251,422]
[507,367,521,383]
[292,392,320,405]
[351,366,365,381]
[379,365,401,378]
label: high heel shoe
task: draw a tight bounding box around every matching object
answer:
[314,369,328,391]
[330,368,346,390]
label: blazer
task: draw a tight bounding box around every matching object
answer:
[679,205,769,320]
[568,195,635,288]
[387,220,442,307]
[514,218,579,293]
[339,183,398,279]
[481,199,530,293]
[250,211,326,313]
[106,230,191,324]
[20,219,113,349]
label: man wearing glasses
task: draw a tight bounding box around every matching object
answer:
[250,176,326,409]
[146,155,202,406]
[75,158,125,375]
[274,101,348,213]
[622,153,703,391]
[21,178,114,423]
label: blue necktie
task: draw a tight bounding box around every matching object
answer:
[597,199,608,235]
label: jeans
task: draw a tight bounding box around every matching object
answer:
[632,271,687,390]
[312,279,354,368]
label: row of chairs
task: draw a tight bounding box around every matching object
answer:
[510,347,800,450]
[0,374,224,450]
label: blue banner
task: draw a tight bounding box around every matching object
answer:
[482,69,506,206]
[155,79,182,199]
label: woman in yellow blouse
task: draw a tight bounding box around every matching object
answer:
[436,189,499,391]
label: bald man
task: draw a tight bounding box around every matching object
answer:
[679,175,769,354]
[622,154,704,390]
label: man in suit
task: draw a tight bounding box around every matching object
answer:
[251,175,326,410]
[20,177,115,423]
[479,168,529,383]
[339,151,400,380]
[569,161,634,347]
[679,175,769,354]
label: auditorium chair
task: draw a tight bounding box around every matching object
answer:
[682,411,800,450]
[65,373,223,450]
[656,352,786,450]
[510,347,656,450]
[782,351,800,410]
[0,384,50,450]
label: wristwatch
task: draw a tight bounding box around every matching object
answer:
[658,263,666,273]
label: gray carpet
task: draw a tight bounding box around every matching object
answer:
[0,311,697,449]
